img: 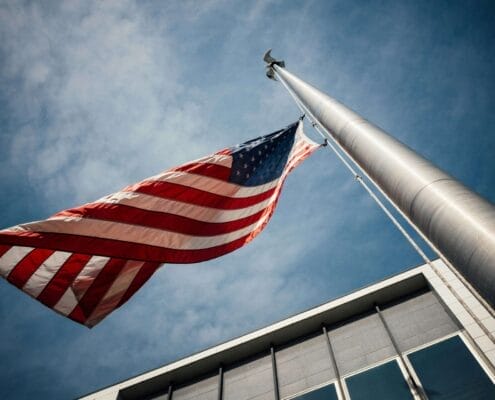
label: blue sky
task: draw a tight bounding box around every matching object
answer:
[0,1,494,398]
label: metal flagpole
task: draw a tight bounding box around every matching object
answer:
[263,51,495,311]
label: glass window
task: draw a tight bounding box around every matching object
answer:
[408,335,495,399]
[346,360,413,400]
[290,383,338,400]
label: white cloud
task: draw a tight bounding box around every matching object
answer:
[1,0,213,208]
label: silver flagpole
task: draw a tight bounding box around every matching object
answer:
[264,51,495,309]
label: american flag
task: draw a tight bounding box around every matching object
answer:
[0,121,319,327]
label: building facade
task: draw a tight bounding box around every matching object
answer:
[81,259,495,400]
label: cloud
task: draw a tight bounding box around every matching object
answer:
[0,0,214,210]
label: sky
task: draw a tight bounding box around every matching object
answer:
[0,1,494,398]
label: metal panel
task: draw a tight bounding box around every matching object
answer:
[276,333,336,398]
[223,353,274,400]
[171,374,218,400]
[381,291,458,352]
[328,313,396,376]
[273,64,495,308]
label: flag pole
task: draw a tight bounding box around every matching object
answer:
[264,50,495,310]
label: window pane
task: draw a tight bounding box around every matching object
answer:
[381,291,458,352]
[346,360,413,400]
[277,332,336,398]
[408,336,495,399]
[291,383,338,400]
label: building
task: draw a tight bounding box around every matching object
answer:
[81,259,495,400]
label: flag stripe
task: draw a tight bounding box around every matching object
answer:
[173,162,232,181]
[86,260,145,327]
[0,246,34,277]
[53,203,270,236]
[22,251,72,298]
[73,258,127,320]
[0,244,10,259]
[0,227,266,263]
[53,288,81,317]
[131,181,277,210]
[116,262,162,308]
[67,305,86,324]
[72,256,111,301]
[14,208,274,250]
[94,191,275,223]
[180,153,232,169]
[37,253,92,307]
[7,248,54,289]
[139,170,279,198]
[53,255,110,317]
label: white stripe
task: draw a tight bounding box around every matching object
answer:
[193,153,232,168]
[73,255,110,300]
[53,255,110,316]
[22,251,72,298]
[0,246,34,278]
[53,287,79,316]
[139,171,279,199]
[95,191,276,223]
[14,210,276,250]
[86,260,145,326]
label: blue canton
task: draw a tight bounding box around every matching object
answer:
[229,122,297,187]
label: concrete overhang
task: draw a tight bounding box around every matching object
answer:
[82,263,431,400]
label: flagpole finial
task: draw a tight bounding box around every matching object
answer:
[263,49,285,80]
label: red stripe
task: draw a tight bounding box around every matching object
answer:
[116,262,162,308]
[72,258,127,321]
[173,162,231,181]
[84,261,163,327]
[67,305,87,325]
[54,203,269,236]
[0,244,11,259]
[0,220,273,263]
[7,248,54,289]
[127,181,276,210]
[36,253,92,307]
